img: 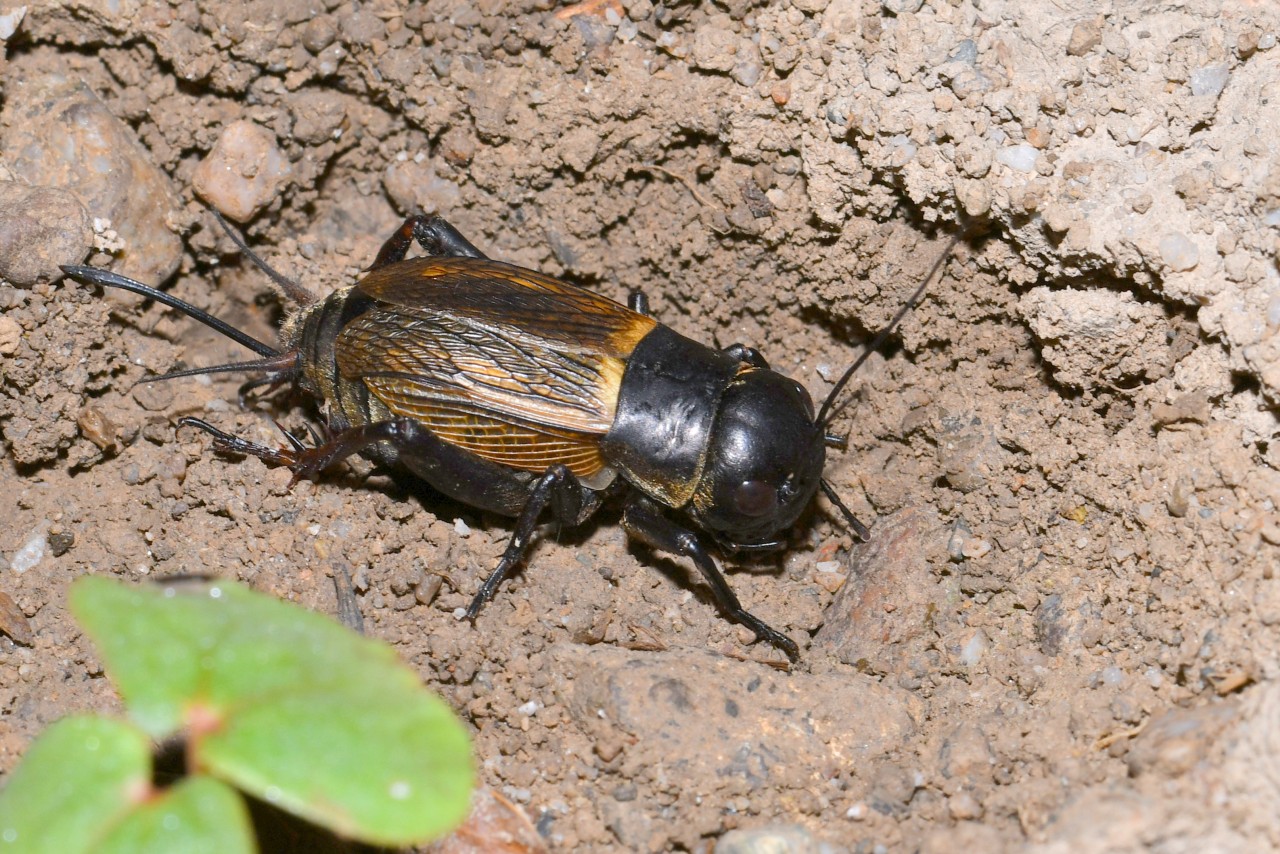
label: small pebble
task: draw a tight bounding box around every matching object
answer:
[996,143,1038,173]
[947,519,972,562]
[1158,233,1199,272]
[948,40,978,65]
[1100,666,1125,685]
[0,316,19,355]
[715,824,818,854]
[1167,476,1193,517]
[0,591,33,646]
[1190,63,1229,97]
[77,406,120,452]
[454,518,471,537]
[0,6,26,39]
[690,25,737,73]
[1128,191,1153,214]
[815,571,847,593]
[193,120,292,222]
[732,45,764,87]
[10,527,47,573]
[301,16,336,53]
[960,629,990,667]
[888,135,917,165]
[1066,17,1103,56]
[501,786,532,805]
[414,574,442,606]
[949,790,984,820]
[48,530,74,557]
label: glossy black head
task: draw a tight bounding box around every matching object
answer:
[689,369,826,548]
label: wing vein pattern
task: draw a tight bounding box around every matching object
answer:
[334,257,656,478]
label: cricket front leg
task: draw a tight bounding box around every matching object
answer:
[622,496,799,661]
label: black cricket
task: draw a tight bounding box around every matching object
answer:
[64,215,939,661]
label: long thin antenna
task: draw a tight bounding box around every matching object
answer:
[816,232,963,427]
[820,479,871,541]
[134,351,300,385]
[61,265,280,357]
[210,210,318,307]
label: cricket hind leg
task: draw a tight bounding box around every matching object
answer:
[182,416,533,514]
[370,215,488,269]
[182,415,605,615]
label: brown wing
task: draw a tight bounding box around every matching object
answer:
[337,257,657,479]
[356,257,653,352]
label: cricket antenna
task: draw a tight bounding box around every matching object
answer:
[820,478,871,541]
[134,351,301,385]
[61,265,280,357]
[210,210,319,307]
[814,230,967,543]
[816,232,964,427]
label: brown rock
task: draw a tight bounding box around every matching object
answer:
[0,183,91,285]
[193,120,292,222]
[812,506,954,676]
[1066,17,1103,56]
[0,74,182,283]
[560,645,920,789]
[1127,700,1241,779]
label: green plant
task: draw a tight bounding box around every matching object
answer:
[0,576,473,853]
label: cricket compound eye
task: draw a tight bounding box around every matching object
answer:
[732,480,778,517]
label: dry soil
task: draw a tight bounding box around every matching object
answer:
[3,2,1280,853]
